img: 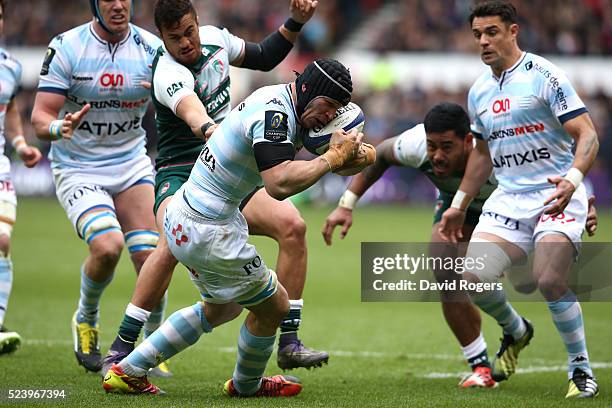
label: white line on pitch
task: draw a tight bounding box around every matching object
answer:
[421,362,612,379]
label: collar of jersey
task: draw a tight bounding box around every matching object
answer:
[285,83,299,122]
[89,22,132,48]
[491,51,527,84]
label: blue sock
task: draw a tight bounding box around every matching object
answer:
[472,289,526,340]
[77,265,113,325]
[120,303,211,377]
[232,323,276,396]
[547,290,592,378]
[0,257,13,327]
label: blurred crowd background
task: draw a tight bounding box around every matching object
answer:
[4,0,612,205]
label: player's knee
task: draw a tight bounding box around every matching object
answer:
[89,233,124,265]
[0,233,11,257]
[279,213,307,245]
[464,238,512,283]
[537,275,567,300]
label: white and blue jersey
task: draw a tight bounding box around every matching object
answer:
[37,23,161,169]
[0,48,21,177]
[467,52,587,193]
[183,83,299,219]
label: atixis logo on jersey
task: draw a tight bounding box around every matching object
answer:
[0,180,14,192]
[492,147,550,169]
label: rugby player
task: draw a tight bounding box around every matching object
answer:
[323,102,599,388]
[0,0,43,354]
[102,58,364,396]
[103,0,328,378]
[31,0,162,372]
[439,0,600,398]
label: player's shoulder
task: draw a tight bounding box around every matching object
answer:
[0,48,22,75]
[521,52,566,81]
[129,24,162,55]
[469,70,494,97]
[249,84,293,113]
[392,123,428,168]
[199,25,238,45]
[49,23,90,50]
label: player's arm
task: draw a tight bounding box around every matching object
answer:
[543,112,599,216]
[233,0,317,70]
[31,92,90,141]
[322,136,401,245]
[5,98,42,168]
[259,129,361,200]
[154,62,216,140]
[438,138,492,243]
[175,95,217,141]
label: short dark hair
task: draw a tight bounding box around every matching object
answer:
[0,0,5,14]
[154,0,197,32]
[423,102,470,138]
[469,1,518,26]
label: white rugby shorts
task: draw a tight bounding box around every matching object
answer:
[164,188,277,307]
[53,154,154,236]
[473,183,588,255]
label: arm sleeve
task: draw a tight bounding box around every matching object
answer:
[240,31,293,71]
[37,36,72,95]
[153,60,196,114]
[392,124,428,168]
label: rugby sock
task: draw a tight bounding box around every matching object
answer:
[144,291,168,339]
[77,265,113,325]
[110,303,151,352]
[547,290,592,378]
[472,289,526,341]
[0,257,13,327]
[461,333,490,369]
[232,323,276,396]
[119,303,211,377]
[279,298,303,347]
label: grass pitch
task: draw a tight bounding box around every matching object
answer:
[1,198,611,407]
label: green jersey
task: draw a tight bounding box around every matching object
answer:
[151,25,244,171]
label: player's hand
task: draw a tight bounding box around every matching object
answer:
[140,64,154,89]
[323,129,362,170]
[543,175,575,217]
[586,195,597,236]
[204,123,219,142]
[18,145,43,168]
[322,206,353,245]
[61,104,91,140]
[438,207,466,244]
[290,0,318,24]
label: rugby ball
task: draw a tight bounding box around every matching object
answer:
[303,102,365,155]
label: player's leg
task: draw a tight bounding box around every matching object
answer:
[103,170,186,376]
[430,220,496,388]
[241,187,328,370]
[463,230,533,382]
[0,192,20,354]
[224,284,302,398]
[103,196,177,376]
[104,300,242,394]
[533,186,597,398]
